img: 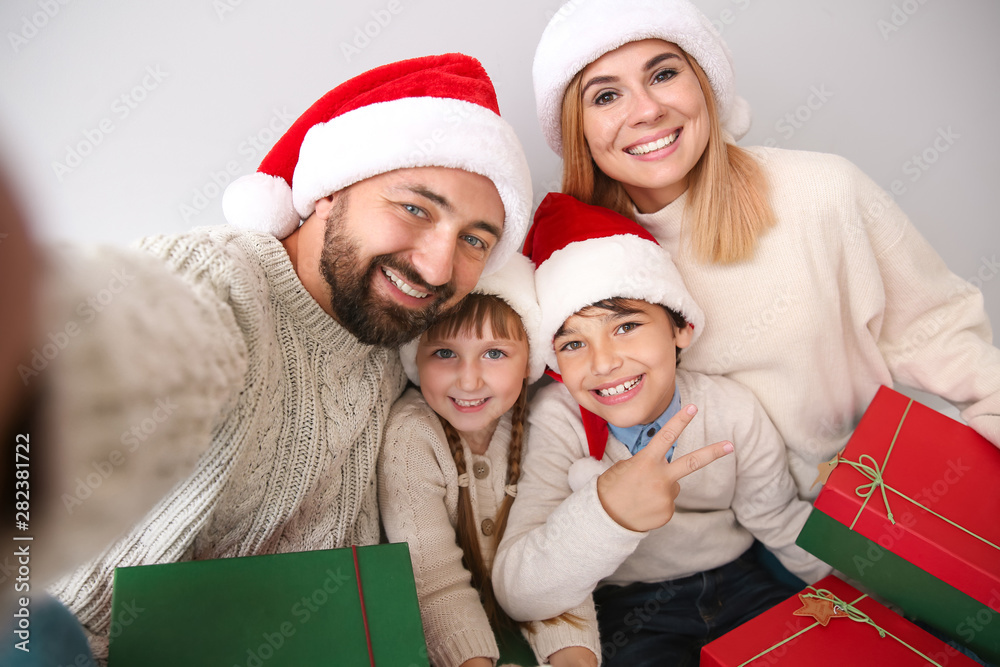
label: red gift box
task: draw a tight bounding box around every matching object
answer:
[813,386,1000,607]
[701,575,980,666]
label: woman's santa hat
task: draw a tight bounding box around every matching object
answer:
[524,192,705,375]
[222,52,532,274]
[399,252,546,385]
[532,0,752,156]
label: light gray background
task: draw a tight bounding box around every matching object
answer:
[1,0,997,413]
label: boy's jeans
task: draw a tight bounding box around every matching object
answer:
[594,548,792,667]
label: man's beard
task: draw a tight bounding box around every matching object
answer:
[319,194,457,347]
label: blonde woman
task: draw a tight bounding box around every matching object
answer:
[531,0,1000,503]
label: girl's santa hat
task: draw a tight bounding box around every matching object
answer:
[222,53,532,274]
[399,253,546,385]
[524,192,705,375]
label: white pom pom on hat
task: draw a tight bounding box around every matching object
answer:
[222,53,533,275]
[222,172,299,238]
[533,0,751,156]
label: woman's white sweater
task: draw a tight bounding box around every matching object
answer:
[637,147,1000,499]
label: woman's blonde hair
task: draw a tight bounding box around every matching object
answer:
[560,47,775,264]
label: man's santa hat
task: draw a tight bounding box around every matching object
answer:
[222,53,532,274]
[524,192,705,374]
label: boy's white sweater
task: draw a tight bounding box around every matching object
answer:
[493,370,830,622]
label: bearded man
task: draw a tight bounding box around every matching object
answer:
[43,53,532,662]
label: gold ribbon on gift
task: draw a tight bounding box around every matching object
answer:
[735,587,944,667]
[836,399,1000,553]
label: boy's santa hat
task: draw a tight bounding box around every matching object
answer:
[524,192,705,375]
[533,0,751,156]
[222,53,532,274]
[399,253,546,385]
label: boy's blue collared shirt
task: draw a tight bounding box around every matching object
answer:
[607,389,682,461]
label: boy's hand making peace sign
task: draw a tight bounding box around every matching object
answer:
[596,405,734,533]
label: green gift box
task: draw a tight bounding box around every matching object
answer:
[796,387,1000,663]
[108,543,429,666]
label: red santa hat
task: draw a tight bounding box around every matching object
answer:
[524,192,705,374]
[533,0,751,156]
[222,53,532,274]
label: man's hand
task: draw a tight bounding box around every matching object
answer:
[596,405,733,532]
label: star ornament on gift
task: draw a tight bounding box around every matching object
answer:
[810,450,843,489]
[792,593,851,626]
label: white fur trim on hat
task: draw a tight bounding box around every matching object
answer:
[533,0,751,156]
[400,253,545,386]
[291,96,532,275]
[535,234,705,374]
[222,172,300,238]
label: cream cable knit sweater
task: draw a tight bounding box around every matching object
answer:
[494,371,831,624]
[637,147,1000,499]
[379,389,601,666]
[48,227,406,662]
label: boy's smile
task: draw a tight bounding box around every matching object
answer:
[592,374,645,404]
[554,299,692,428]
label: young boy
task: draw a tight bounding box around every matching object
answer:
[492,193,831,667]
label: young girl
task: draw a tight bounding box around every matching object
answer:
[378,254,600,667]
